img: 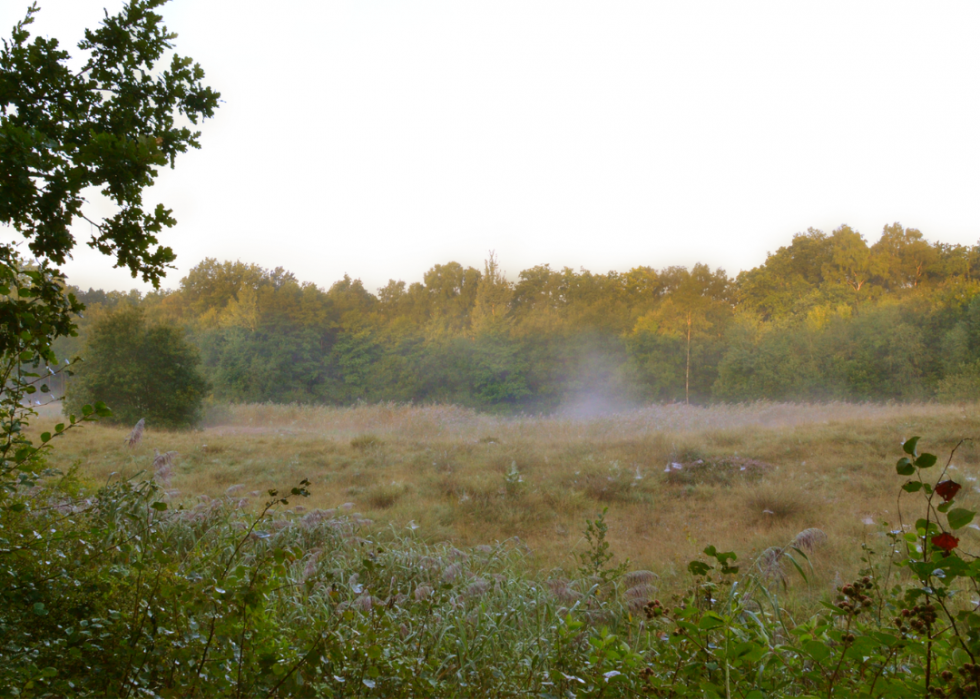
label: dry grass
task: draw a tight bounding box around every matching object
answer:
[664,456,771,486]
[30,400,980,602]
[350,434,384,451]
[197,400,969,441]
[743,481,816,524]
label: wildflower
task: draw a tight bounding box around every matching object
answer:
[932,532,959,553]
[935,480,961,503]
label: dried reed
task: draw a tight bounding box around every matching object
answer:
[755,528,828,586]
[152,449,178,485]
[757,546,787,586]
[203,400,970,443]
[124,418,145,448]
[793,527,829,553]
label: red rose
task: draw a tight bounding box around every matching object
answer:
[935,480,962,503]
[932,532,959,553]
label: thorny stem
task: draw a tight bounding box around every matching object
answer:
[116,560,144,697]
[925,617,932,691]
[263,631,327,698]
[826,615,853,696]
[118,570,165,698]
[222,498,279,579]
[867,643,900,697]
[668,651,684,690]
[923,441,964,553]
[935,596,979,675]
[190,604,219,694]
[902,440,969,694]
[723,622,731,699]
[235,603,250,699]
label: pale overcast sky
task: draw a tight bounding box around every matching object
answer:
[3,1,979,293]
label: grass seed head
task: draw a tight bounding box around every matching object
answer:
[124,418,145,448]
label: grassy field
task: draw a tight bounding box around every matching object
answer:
[33,400,980,603]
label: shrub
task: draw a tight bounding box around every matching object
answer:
[936,359,980,402]
[65,305,209,429]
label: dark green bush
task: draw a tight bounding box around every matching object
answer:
[65,305,209,429]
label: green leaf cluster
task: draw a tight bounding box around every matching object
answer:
[1,0,220,285]
[64,304,208,429]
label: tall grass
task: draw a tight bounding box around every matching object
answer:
[33,400,980,611]
[9,424,980,696]
[203,399,967,440]
[1,475,641,696]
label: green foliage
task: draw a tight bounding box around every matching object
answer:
[712,321,824,401]
[469,332,530,406]
[577,507,628,586]
[0,253,113,502]
[0,0,217,501]
[1,0,220,285]
[622,330,686,400]
[66,220,980,412]
[937,359,980,402]
[65,305,208,428]
[0,473,656,698]
[0,251,80,361]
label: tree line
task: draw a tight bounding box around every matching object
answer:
[59,223,980,414]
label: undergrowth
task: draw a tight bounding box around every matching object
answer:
[5,407,980,695]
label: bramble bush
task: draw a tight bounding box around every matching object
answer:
[621,436,980,698]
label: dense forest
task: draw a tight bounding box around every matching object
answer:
[58,223,980,412]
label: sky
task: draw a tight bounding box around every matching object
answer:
[3,1,980,294]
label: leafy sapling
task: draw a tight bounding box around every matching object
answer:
[578,507,629,588]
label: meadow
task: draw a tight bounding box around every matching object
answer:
[35,400,980,604]
[10,400,980,696]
